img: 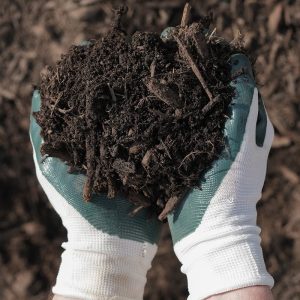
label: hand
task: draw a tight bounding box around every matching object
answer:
[167,54,274,299]
[30,91,161,300]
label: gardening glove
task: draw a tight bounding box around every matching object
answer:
[30,91,161,300]
[167,53,275,300]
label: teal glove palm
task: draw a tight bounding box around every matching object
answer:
[30,91,161,300]
[167,54,274,299]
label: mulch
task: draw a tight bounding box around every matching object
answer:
[35,7,241,219]
[0,1,299,299]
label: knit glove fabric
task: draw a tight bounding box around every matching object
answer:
[30,91,161,300]
[168,54,275,300]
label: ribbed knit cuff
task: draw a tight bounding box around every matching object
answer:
[175,231,274,300]
[53,242,157,300]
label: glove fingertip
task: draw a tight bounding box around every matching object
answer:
[31,90,41,113]
[29,90,43,158]
[229,53,255,83]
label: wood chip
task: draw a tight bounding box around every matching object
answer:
[112,158,135,175]
[272,135,291,149]
[129,144,143,154]
[145,78,182,108]
[142,150,152,168]
[174,35,213,102]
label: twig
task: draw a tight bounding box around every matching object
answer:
[174,35,213,102]
[107,178,116,198]
[127,190,151,207]
[50,93,63,116]
[178,150,202,171]
[159,138,172,159]
[208,27,217,41]
[158,196,180,220]
[107,83,117,103]
[181,3,191,27]
[201,95,222,116]
[124,81,128,100]
[39,154,49,164]
[150,58,156,77]
[83,178,92,201]
[57,106,74,114]
[129,205,145,216]
[180,96,222,121]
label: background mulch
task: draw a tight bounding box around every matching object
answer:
[0,1,299,299]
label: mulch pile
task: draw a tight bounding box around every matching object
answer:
[35,6,242,219]
[0,1,299,299]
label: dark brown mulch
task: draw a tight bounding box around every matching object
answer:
[0,1,299,299]
[35,8,241,219]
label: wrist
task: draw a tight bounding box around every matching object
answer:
[206,286,273,300]
[53,239,157,300]
[174,225,274,300]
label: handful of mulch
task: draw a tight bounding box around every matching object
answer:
[34,4,247,220]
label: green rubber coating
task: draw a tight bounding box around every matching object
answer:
[256,92,268,147]
[160,27,176,42]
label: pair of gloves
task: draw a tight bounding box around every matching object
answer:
[30,53,274,300]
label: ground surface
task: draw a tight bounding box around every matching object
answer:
[0,0,299,299]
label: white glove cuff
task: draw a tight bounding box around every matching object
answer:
[53,241,157,300]
[175,227,274,300]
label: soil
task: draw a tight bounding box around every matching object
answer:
[34,7,241,218]
[0,1,299,299]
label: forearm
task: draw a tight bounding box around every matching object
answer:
[53,285,273,300]
[207,286,273,300]
[53,296,78,300]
